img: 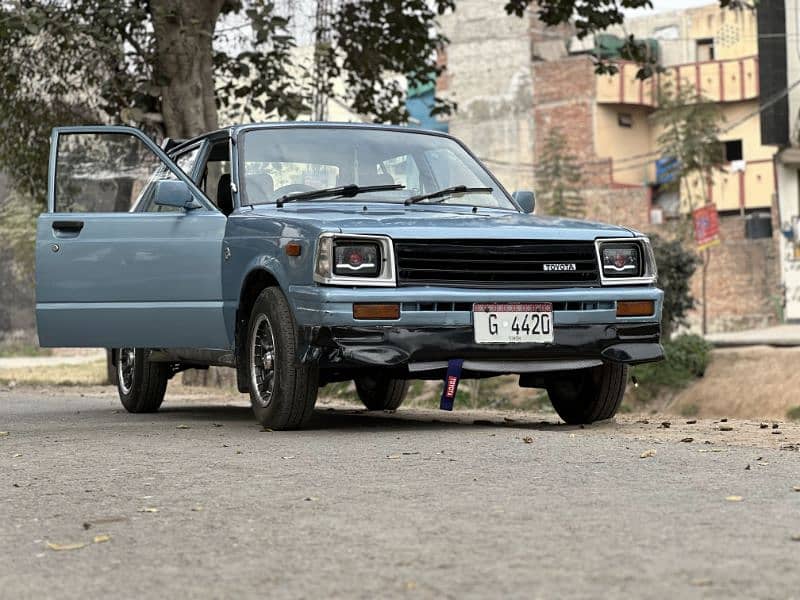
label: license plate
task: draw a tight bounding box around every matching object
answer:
[473,303,554,344]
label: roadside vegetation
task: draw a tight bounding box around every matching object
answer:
[0,359,106,387]
[629,334,712,407]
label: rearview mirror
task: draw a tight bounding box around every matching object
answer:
[154,180,201,210]
[513,191,536,214]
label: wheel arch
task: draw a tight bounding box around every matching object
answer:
[234,267,283,393]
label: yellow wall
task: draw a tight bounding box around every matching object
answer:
[592,5,774,211]
[594,99,775,210]
[685,4,758,61]
[594,104,655,185]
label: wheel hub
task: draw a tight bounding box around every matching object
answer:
[118,347,135,395]
[250,314,277,408]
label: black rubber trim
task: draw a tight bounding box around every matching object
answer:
[300,323,663,368]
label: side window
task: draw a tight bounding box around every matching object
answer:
[55,132,166,213]
[143,146,201,213]
[203,160,231,205]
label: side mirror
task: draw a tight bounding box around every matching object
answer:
[513,190,536,214]
[154,180,201,210]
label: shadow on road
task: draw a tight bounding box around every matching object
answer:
[153,403,580,433]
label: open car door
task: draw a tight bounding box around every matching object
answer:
[36,126,230,349]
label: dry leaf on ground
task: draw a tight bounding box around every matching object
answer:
[47,541,86,551]
[640,449,656,459]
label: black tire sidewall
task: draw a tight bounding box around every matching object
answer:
[117,348,167,413]
[355,374,409,411]
[547,362,628,424]
[246,287,318,429]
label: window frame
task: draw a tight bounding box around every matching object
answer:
[136,141,206,213]
[48,125,217,214]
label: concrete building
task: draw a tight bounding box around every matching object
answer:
[439,1,782,333]
[438,0,535,194]
[760,0,800,322]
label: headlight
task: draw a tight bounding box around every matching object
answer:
[601,244,642,278]
[334,242,380,277]
[314,234,396,286]
[596,238,657,285]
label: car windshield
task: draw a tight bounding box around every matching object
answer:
[239,127,516,210]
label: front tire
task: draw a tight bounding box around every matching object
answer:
[355,374,409,411]
[246,287,319,429]
[546,362,628,424]
[116,348,169,413]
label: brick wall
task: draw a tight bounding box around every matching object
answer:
[582,186,652,232]
[686,214,781,333]
[532,57,614,187]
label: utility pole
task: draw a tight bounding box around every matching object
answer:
[312,0,333,122]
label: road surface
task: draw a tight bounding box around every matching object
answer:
[1,386,798,599]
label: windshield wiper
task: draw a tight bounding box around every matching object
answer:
[404,185,493,206]
[276,184,404,208]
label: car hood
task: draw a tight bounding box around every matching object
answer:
[251,202,636,241]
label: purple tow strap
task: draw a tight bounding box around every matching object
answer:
[439,359,464,411]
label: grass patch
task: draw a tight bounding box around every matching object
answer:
[0,360,107,386]
[787,406,800,421]
[631,334,712,402]
[0,343,52,358]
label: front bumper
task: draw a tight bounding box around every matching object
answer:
[301,322,663,370]
[291,284,664,372]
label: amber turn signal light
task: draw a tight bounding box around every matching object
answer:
[616,300,654,317]
[353,303,400,320]
[285,242,302,257]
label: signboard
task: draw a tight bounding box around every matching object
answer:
[693,203,721,250]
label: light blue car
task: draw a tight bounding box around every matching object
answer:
[36,123,663,429]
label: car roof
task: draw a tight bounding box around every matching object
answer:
[168,122,455,155]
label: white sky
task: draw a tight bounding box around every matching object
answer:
[623,0,718,17]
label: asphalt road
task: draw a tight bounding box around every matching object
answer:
[1,387,799,599]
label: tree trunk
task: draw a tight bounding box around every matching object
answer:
[150,0,225,139]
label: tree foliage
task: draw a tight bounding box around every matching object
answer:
[535,128,585,219]
[654,81,725,212]
[505,0,660,78]
[650,234,700,339]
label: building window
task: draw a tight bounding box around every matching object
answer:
[617,113,633,128]
[724,139,743,162]
[696,38,715,61]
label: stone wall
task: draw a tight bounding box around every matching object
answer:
[439,0,535,193]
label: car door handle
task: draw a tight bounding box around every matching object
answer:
[52,220,85,237]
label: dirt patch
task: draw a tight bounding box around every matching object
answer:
[667,346,800,421]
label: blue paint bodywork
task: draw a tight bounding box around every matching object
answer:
[36,123,663,366]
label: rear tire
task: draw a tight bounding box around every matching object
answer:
[116,348,169,413]
[246,287,319,430]
[546,362,628,424]
[355,374,409,411]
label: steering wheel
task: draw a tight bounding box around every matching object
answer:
[273,184,315,199]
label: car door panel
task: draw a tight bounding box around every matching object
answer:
[36,126,231,349]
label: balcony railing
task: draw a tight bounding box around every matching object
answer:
[597,56,759,106]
